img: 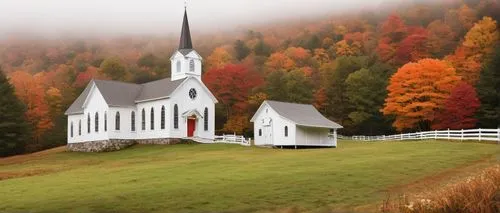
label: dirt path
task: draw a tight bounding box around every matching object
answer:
[386,154,499,195]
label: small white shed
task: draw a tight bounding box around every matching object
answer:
[250,100,343,148]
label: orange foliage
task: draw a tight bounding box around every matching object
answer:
[9,71,54,140]
[382,59,461,131]
[265,52,295,71]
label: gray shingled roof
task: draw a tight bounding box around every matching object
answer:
[65,78,184,115]
[136,78,184,102]
[265,100,343,129]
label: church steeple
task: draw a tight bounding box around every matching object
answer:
[179,8,193,50]
[170,6,202,81]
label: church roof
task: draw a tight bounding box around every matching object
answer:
[251,100,343,129]
[65,78,184,115]
[178,9,193,50]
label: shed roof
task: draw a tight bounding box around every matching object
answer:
[259,100,343,129]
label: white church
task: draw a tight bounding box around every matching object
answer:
[65,9,218,152]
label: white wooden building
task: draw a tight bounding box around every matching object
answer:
[64,9,218,152]
[250,101,343,148]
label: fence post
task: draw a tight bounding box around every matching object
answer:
[447,129,450,140]
[461,129,464,141]
[434,130,437,140]
[479,128,482,141]
[400,133,403,141]
[497,127,500,144]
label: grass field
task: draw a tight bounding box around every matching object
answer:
[0,140,498,213]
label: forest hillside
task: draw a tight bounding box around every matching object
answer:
[0,0,499,156]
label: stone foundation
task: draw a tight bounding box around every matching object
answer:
[136,138,182,145]
[67,138,186,152]
[67,139,136,152]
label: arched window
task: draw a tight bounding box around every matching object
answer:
[284,126,288,137]
[70,122,74,138]
[141,109,146,130]
[189,59,195,72]
[204,107,208,131]
[150,107,155,130]
[174,104,179,129]
[115,112,120,130]
[78,120,81,136]
[131,111,136,131]
[259,129,262,136]
[104,112,107,132]
[87,113,91,133]
[161,106,165,129]
[95,112,99,132]
[176,61,181,73]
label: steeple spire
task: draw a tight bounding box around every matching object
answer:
[178,7,193,50]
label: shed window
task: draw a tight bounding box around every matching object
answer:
[204,107,208,131]
[87,113,91,133]
[115,112,120,130]
[95,112,99,132]
[131,111,136,131]
[70,122,74,138]
[150,108,155,130]
[284,126,288,137]
[161,106,165,129]
[174,104,179,129]
[78,120,81,136]
[141,109,146,130]
[259,129,262,136]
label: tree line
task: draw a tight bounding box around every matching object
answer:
[0,0,499,156]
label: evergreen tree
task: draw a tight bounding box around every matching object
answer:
[254,39,272,57]
[234,40,251,61]
[477,45,500,128]
[0,68,31,157]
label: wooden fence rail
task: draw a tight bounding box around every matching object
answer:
[214,134,251,146]
[342,128,500,143]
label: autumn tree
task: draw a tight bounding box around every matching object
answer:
[462,16,499,59]
[382,59,461,131]
[265,52,295,72]
[203,64,263,117]
[9,71,53,150]
[446,17,498,85]
[100,57,127,80]
[477,45,500,128]
[432,82,480,130]
[206,47,234,70]
[427,20,457,58]
[0,68,31,157]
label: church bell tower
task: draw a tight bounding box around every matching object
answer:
[170,8,203,81]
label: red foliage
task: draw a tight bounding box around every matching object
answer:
[203,64,264,114]
[395,27,429,64]
[432,82,480,130]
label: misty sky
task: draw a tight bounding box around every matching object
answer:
[0,0,385,37]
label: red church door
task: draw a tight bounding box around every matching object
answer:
[187,118,196,137]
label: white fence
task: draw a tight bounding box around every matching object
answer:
[345,128,500,142]
[214,134,251,146]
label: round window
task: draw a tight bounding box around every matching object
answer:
[189,88,197,100]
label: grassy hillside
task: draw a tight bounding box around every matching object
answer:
[0,141,498,213]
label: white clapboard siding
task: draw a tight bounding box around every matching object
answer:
[344,128,500,142]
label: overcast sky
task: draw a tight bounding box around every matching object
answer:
[0,0,386,37]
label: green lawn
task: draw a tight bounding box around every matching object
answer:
[0,140,498,213]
